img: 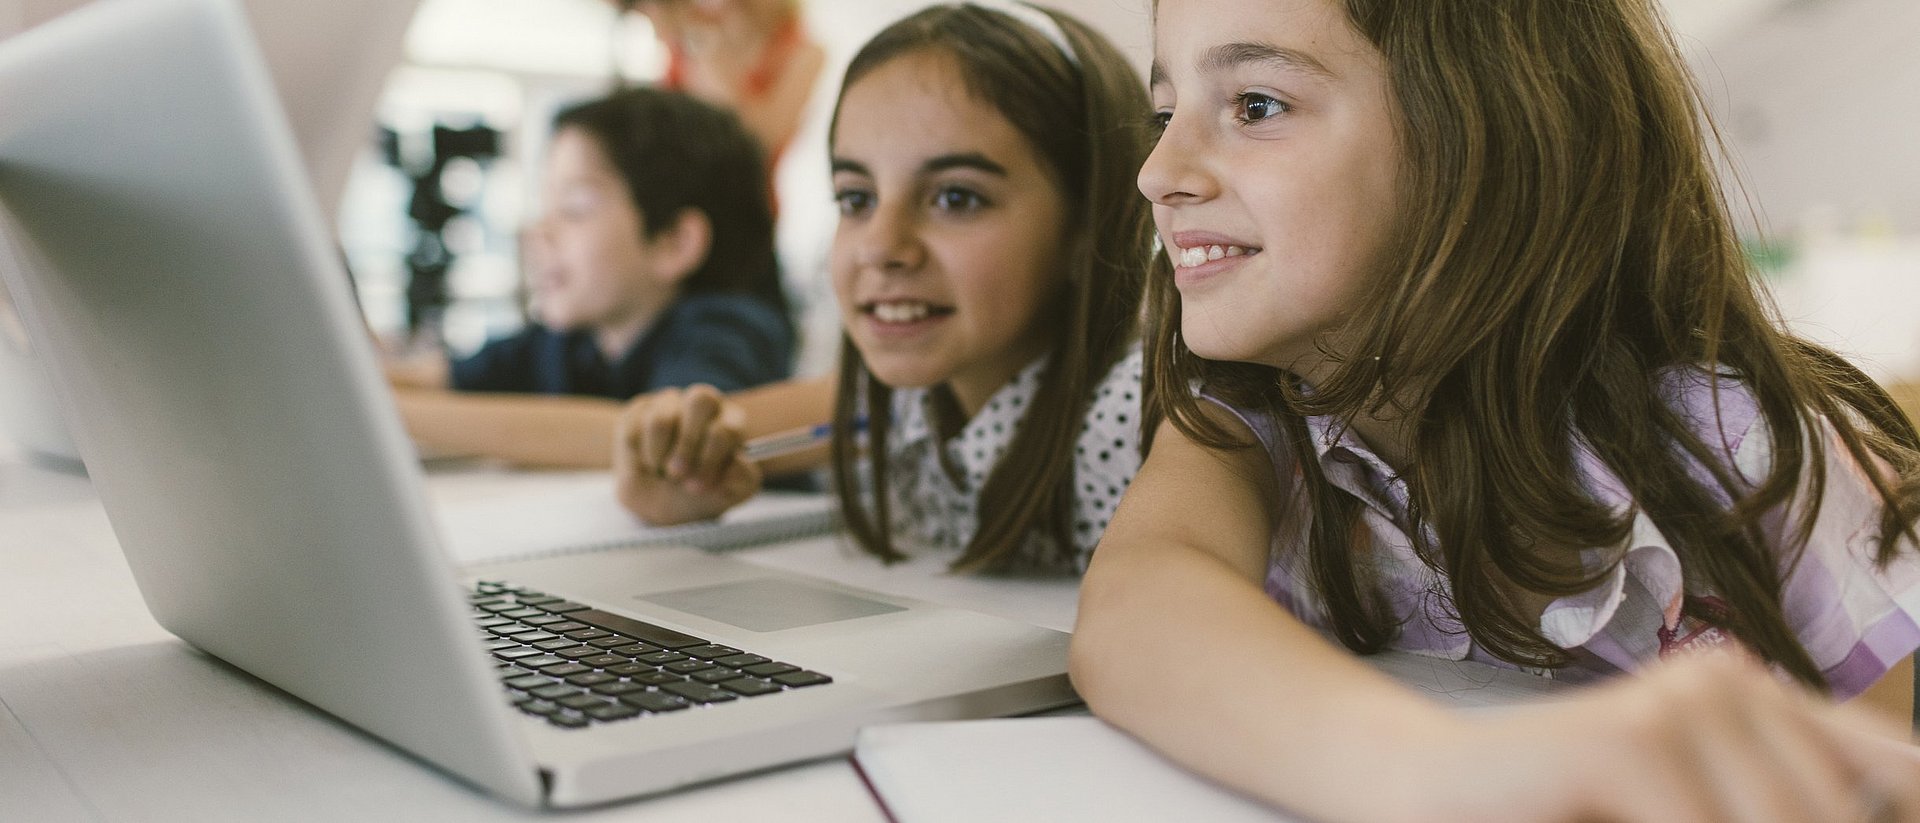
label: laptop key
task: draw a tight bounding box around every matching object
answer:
[714,653,770,668]
[584,702,641,722]
[531,683,581,700]
[518,656,568,670]
[557,694,610,711]
[691,668,743,684]
[719,678,782,697]
[501,608,546,620]
[681,644,742,660]
[631,671,685,686]
[539,600,590,614]
[476,616,515,628]
[661,682,735,704]
[772,671,832,688]
[533,638,579,651]
[743,662,799,678]
[493,647,544,661]
[581,654,629,668]
[549,712,590,729]
[587,636,639,650]
[515,595,562,606]
[522,614,567,626]
[665,660,715,674]
[485,639,524,651]
[518,700,559,717]
[570,609,707,649]
[618,692,690,713]
[611,644,661,657]
[505,674,554,690]
[539,663,592,678]
[556,647,602,660]
[544,622,588,634]
[638,651,688,665]
[606,663,655,677]
[565,672,617,687]
[591,681,649,696]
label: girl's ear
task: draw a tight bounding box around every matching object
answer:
[648,208,713,285]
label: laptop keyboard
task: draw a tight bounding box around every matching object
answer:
[470,580,834,729]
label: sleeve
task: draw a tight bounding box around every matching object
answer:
[645,295,795,393]
[448,329,542,393]
[1069,349,1146,570]
[1765,413,1920,699]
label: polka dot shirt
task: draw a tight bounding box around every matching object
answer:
[884,346,1145,572]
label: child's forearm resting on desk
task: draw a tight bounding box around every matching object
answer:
[1071,418,1464,822]
[393,388,622,469]
[1072,419,1920,823]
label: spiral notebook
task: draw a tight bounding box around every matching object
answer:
[428,470,839,565]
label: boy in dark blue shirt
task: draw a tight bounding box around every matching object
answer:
[390,87,794,467]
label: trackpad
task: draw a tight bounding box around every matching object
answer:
[639,578,906,632]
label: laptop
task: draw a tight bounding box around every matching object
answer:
[0,0,1075,808]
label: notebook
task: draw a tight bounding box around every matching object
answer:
[0,0,1076,807]
[852,652,1568,823]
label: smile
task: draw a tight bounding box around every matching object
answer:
[1173,244,1259,269]
[862,300,954,324]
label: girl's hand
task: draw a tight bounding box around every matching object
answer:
[1430,651,1920,823]
[613,384,762,525]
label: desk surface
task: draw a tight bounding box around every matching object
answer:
[0,442,1095,822]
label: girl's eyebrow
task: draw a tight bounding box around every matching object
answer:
[1151,40,1337,87]
[922,152,1007,177]
[829,153,1009,178]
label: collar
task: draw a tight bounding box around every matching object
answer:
[892,354,1049,486]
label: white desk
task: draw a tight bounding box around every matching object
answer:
[0,443,1085,822]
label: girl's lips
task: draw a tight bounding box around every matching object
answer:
[1168,245,1258,288]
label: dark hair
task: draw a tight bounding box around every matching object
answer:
[552,86,790,329]
[1147,0,1920,688]
[826,3,1154,573]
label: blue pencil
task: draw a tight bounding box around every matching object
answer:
[742,418,864,462]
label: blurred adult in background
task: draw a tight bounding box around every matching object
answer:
[623,0,824,181]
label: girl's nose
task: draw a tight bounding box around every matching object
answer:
[1138,111,1218,206]
[855,201,924,272]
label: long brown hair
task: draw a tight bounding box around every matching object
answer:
[1146,0,1920,687]
[827,4,1153,573]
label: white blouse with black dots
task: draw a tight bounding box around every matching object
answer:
[883,346,1145,572]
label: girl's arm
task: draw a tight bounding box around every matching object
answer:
[1072,415,1464,820]
[613,374,834,524]
[393,388,620,468]
[1076,417,1920,823]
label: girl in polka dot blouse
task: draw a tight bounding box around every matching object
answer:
[612,3,1155,574]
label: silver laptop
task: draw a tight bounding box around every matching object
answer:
[0,0,1074,808]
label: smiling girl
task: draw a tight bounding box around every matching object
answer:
[1071,0,1920,820]
[613,3,1154,573]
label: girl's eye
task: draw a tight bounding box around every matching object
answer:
[834,189,874,216]
[932,186,987,213]
[1147,109,1172,138]
[1233,92,1289,124]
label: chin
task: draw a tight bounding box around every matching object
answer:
[858,357,948,391]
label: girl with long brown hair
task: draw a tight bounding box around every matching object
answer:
[614,3,1154,574]
[1072,0,1920,819]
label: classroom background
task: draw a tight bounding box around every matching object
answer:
[5,0,1917,398]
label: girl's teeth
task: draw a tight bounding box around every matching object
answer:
[1176,245,1251,268]
[873,302,931,323]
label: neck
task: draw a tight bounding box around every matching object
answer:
[592,301,666,364]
